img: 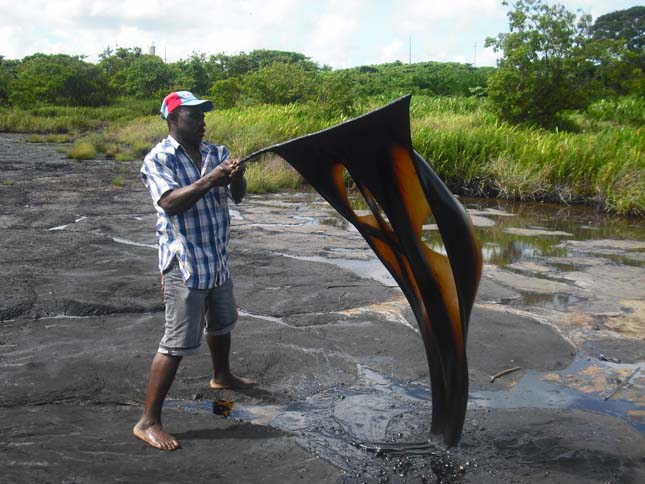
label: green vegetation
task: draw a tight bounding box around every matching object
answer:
[583,95,645,127]
[245,156,302,193]
[0,3,641,214]
[8,54,110,106]
[590,6,644,96]
[58,96,640,214]
[67,140,97,160]
[0,98,158,133]
[485,0,642,127]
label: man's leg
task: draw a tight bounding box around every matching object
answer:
[133,352,182,450]
[207,333,255,389]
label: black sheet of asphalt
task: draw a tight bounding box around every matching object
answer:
[1,134,643,484]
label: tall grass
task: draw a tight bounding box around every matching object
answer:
[0,98,159,133]
[584,96,645,127]
[207,103,339,155]
[410,105,643,214]
[1,96,642,214]
[244,155,303,193]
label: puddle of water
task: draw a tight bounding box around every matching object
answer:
[550,261,580,272]
[462,198,645,267]
[173,360,644,431]
[298,195,645,268]
[507,292,584,311]
[274,252,397,287]
[283,196,644,326]
[471,356,644,432]
[165,358,643,483]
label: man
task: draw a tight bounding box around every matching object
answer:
[134,91,254,451]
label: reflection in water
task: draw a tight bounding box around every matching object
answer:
[307,194,645,268]
[518,292,583,311]
[281,193,645,318]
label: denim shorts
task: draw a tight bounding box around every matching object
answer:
[158,261,238,356]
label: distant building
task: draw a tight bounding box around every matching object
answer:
[148,43,156,56]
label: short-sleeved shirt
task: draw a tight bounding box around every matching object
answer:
[141,135,231,289]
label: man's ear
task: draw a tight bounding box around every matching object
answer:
[166,110,178,129]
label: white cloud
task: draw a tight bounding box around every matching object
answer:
[0,0,637,66]
[306,0,366,67]
[378,39,404,64]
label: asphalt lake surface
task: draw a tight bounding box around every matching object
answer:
[1,133,643,483]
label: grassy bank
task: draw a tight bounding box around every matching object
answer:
[1,96,642,215]
[212,97,644,215]
[0,98,159,134]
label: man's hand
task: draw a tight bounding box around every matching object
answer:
[229,159,246,180]
[209,159,235,186]
[158,158,245,215]
[228,158,247,204]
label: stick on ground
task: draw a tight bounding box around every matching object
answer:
[490,366,522,383]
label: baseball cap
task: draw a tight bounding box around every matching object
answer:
[160,91,214,119]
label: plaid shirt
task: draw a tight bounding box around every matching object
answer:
[141,135,232,289]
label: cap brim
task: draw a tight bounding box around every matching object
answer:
[182,99,214,113]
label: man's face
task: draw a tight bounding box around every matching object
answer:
[171,106,206,145]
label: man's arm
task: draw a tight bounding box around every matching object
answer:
[159,160,233,216]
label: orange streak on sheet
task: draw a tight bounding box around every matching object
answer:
[391,145,463,352]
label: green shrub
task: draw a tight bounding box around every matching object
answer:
[67,141,97,160]
[585,96,645,126]
[115,151,134,161]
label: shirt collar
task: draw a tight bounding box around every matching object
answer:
[167,134,207,154]
[167,134,181,150]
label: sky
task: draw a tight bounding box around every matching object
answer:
[0,0,640,69]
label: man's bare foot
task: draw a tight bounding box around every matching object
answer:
[209,373,256,390]
[133,421,181,451]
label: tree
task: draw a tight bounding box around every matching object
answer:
[123,55,174,97]
[205,49,320,82]
[590,6,644,94]
[208,78,242,109]
[174,53,210,94]
[485,0,598,126]
[99,47,142,78]
[10,54,111,106]
[590,6,644,54]
[0,56,19,103]
[242,62,319,105]
[99,47,174,97]
[317,71,362,118]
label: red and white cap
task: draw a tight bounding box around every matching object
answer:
[160,91,213,119]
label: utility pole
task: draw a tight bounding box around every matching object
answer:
[473,43,477,67]
[409,35,412,64]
